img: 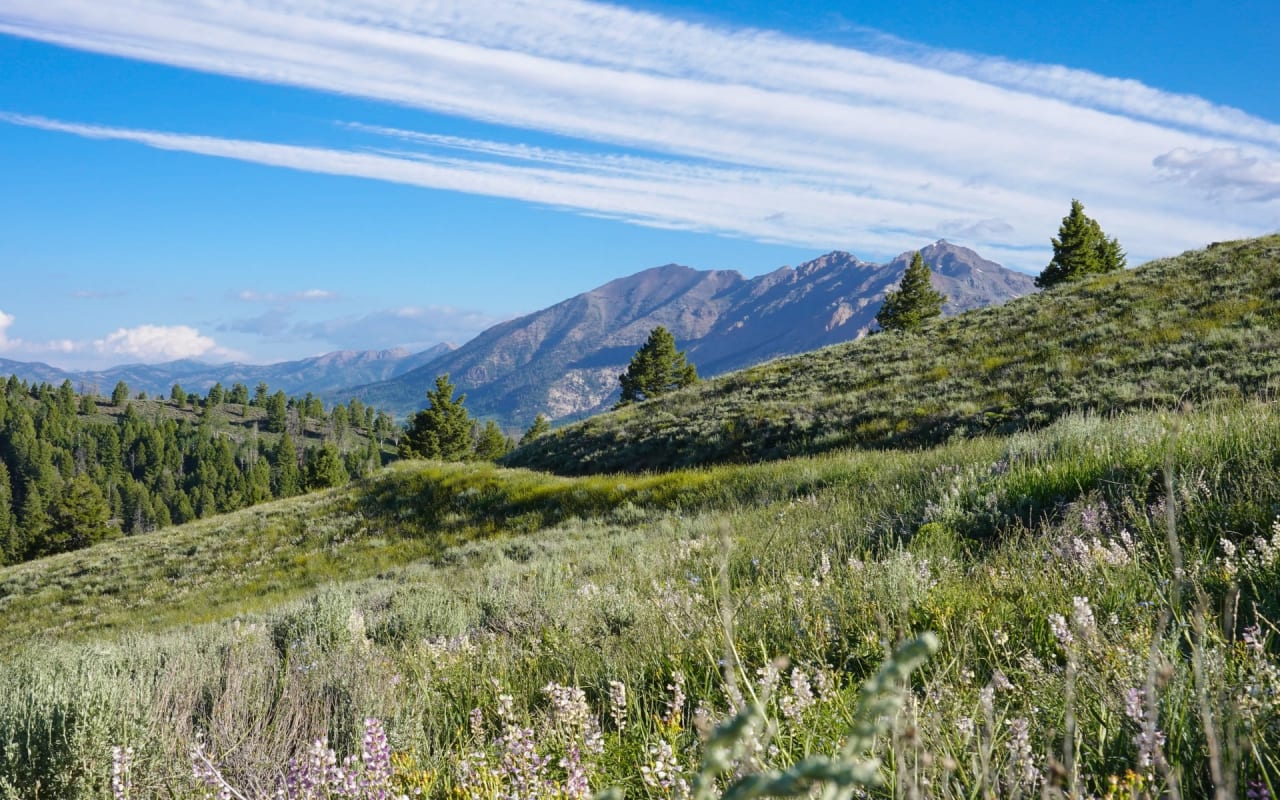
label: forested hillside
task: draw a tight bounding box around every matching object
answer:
[0,376,397,565]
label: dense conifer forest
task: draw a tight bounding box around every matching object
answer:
[0,376,397,565]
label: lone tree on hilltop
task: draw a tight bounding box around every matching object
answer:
[1036,199,1126,288]
[617,326,698,407]
[519,413,552,445]
[401,374,475,460]
[876,251,946,332]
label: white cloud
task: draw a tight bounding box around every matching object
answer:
[0,309,239,365]
[0,0,1276,270]
[0,310,14,347]
[0,308,78,357]
[92,324,224,361]
[1154,147,1280,203]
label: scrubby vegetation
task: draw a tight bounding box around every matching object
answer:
[2,399,1279,797]
[3,238,1280,798]
[507,236,1280,475]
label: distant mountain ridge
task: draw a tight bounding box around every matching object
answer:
[353,241,1037,425]
[0,343,455,399]
[1,242,1033,423]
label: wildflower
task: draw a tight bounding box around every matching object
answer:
[755,661,781,703]
[361,718,396,798]
[1049,614,1073,648]
[1123,687,1167,774]
[1072,596,1096,640]
[1219,538,1240,576]
[664,671,687,726]
[497,693,516,724]
[608,680,628,732]
[641,740,689,799]
[778,668,815,722]
[1005,717,1040,789]
[111,746,133,800]
[498,725,550,797]
[560,745,591,800]
[813,668,836,703]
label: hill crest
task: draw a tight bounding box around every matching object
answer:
[355,241,1035,425]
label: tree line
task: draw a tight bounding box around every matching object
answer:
[0,376,396,566]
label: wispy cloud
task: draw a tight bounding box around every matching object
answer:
[292,305,505,351]
[234,288,342,303]
[0,0,1277,270]
[71,289,127,299]
[1154,147,1280,203]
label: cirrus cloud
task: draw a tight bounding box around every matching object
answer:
[0,0,1276,274]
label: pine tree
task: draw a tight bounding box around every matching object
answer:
[617,326,698,407]
[266,391,289,434]
[519,414,552,445]
[1035,199,1126,288]
[876,251,946,332]
[272,432,302,498]
[304,443,349,490]
[0,462,15,565]
[401,374,475,460]
[474,420,512,461]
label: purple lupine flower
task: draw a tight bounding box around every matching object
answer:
[361,718,395,800]
[111,746,133,800]
[608,680,627,732]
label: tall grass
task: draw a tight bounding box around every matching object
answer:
[1,401,1279,796]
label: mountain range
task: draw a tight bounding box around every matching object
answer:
[0,241,1034,427]
[0,344,455,401]
[351,240,1036,425]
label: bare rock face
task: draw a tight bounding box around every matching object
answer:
[355,241,1037,427]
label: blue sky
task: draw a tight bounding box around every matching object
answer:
[1,0,1277,369]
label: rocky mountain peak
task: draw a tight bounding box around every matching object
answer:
[352,242,1038,426]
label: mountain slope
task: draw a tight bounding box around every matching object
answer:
[506,235,1280,474]
[355,241,1035,424]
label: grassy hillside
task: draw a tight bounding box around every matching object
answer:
[4,237,1280,798]
[2,399,1280,797]
[507,236,1280,474]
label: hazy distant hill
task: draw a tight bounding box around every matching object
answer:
[0,344,454,400]
[354,241,1036,426]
